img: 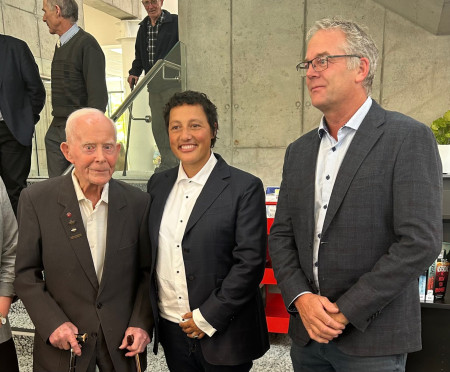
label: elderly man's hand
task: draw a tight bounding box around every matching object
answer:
[119,327,151,357]
[179,312,206,339]
[49,322,81,356]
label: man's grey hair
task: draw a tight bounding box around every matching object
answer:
[47,0,78,23]
[307,17,379,95]
[66,108,117,142]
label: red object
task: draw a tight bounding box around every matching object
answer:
[262,201,289,333]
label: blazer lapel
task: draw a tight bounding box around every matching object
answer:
[322,101,386,234]
[58,175,99,291]
[295,132,321,241]
[149,169,178,269]
[184,155,229,235]
[99,179,126,294]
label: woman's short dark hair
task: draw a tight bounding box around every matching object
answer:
[163,91,219,148]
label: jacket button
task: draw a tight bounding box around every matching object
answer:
[97,303,103,309]
[188,275,195,281]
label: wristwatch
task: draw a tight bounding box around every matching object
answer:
[0,312,6,325]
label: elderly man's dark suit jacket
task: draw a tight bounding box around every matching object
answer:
[0,34,45,146]
[14,174,153,372]
[269,101,443,356]
[147,154,269,365]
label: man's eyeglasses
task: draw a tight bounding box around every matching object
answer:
[142,0,159,6]
[296,55,361,77]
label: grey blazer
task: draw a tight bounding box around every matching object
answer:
[14,174,153,372]
[269,101,443,356]
[0,176,17,344]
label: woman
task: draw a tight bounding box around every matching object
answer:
[0,176,19,371]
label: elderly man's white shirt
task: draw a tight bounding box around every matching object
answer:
[71,170,109,283]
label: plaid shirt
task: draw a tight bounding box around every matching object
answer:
[147,12,165,67]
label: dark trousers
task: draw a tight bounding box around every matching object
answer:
[0,337,20,372]
[148,88,179,173]
[45,118,71,178]
[159,317,252,372]
[0,120,32,215]
[86,326,116,372]
[291,340,407,372]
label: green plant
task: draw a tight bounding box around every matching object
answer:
[431,110,450,145]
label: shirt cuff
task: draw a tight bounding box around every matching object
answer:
[192,308,217,337]
[288,291,312,312]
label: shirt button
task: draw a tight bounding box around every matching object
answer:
[180,220,183,223]
[317,233,321,238]
[323,204,328,209]
[332,147,336,152]
[314,262,319,267]
[326,175,330,180]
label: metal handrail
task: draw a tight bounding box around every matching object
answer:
[110,59,181,122]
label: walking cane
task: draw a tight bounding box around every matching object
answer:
[68,333,88,372]
[127,334,142,372]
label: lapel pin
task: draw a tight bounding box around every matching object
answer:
[71,228,77,232]
[68,220,75,225]
[67,212,72,218]
[70,233,82,240]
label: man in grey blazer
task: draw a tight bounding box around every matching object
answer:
[269,17,443,372]
[15,108,152,372]
[147,91,269,371]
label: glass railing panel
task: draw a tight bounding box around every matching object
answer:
[111,41,186,180]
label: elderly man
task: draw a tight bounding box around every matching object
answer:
[15,108,152,372]
[269,17,442,372]
[128,0,179,173]
[42,0,108,177]
[147,91,269,371]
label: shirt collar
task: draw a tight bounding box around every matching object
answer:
[318,96,373,138]
[176,151,217,186]
[60,23,79,46]
[71,169,109,205]
[149,10,165,27]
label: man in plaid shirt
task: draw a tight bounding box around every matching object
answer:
[128,0,179,173]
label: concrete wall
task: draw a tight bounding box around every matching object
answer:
[179,0,450,187]
[2,0,449,184]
